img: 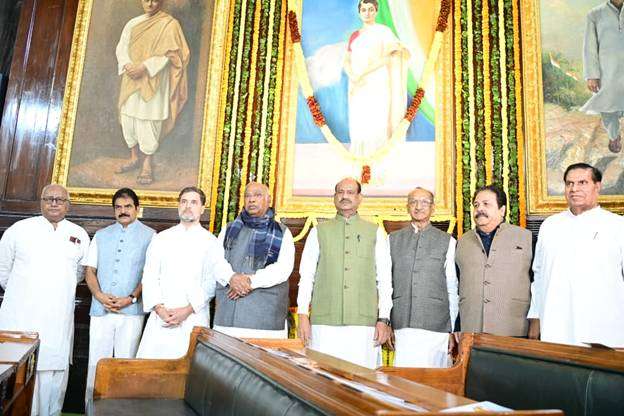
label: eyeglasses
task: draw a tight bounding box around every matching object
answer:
[41,197,69,204]
[408,199,433,207]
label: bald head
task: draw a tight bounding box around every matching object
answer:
[244,182,271,217]
[40,184,70,225]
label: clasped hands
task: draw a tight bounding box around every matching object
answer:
[228,273,253,300]
[123,63,148,80]
[154,304,193,327]
[95,292,133,313]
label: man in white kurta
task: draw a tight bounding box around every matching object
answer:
[214,183,295,339]
[0,184,89,416]
[390,188,459,368]
[581,0,624,153]
[298,178,392,369]
[115,0,190,184]
[344,0,409,158]
[528,163,624,347]
[136,187,234,359]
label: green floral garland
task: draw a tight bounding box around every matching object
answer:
[504,0,519,225]
[214,0,244,234]
[473,0,486,188]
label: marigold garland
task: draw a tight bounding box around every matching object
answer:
[306,96,326,126]
[406,88,425,122]
[361,165,371,184]
[287,10,301,43]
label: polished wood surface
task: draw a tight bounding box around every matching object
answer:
[94,328,562,415]
[0,331,39,416]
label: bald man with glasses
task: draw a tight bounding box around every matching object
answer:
[0,184,89,416]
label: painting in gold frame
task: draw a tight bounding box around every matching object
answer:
[522,0,624,215]
[274,0,455,220]
[52,0,231,207]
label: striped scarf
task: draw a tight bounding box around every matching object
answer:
[224,208,283,269]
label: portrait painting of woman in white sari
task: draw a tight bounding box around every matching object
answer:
[344,0,410,158]
[292,0,440,197]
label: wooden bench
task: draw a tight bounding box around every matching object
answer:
[93,327,561,415]
[0,330,39,416]
[381,334,624,416]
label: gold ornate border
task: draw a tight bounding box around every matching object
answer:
[521,0,624,215]
[274,0,455,219]
[52,0,232,208]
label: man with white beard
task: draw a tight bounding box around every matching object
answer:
[136,186,234,358]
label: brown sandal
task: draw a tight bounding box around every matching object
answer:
[115,160,141,174]
[608,137,622,153]
[137,172,154,185]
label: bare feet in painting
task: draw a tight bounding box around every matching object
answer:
[136,155,154,185]
[115,159,140,174]
[608,136,622,153]
[137,172,153,185]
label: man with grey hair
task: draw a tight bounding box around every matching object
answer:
[136,186,235,358]
[0,184,89,416]
[214,182,295,339]
[389,187,458,367]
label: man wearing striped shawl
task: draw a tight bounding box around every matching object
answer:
[214,182,295,338]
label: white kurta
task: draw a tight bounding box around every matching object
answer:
[298,226,393,369]
[528,207,624,347]
[116,14,171,154]
[0,216,89,370]
[581,2,624,114]
[214,228,295,339]
[347,23,408,157]
[136,224,233,359]
[394,226,459,368]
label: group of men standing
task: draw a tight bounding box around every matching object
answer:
[0,162,623,415]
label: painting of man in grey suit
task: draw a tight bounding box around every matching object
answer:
[580,0,624,153]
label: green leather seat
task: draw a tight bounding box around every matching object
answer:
[465,346,624,416]
[94,339,329,416]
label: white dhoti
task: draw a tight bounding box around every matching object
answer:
[393,328,450,368]
[214,321,288,340]
[309,325,380,369]
[136,310,208,359]
[85,313,145,412]
[31,367,69,416]
[120,114,163,155]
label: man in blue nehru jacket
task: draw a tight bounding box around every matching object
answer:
[83,188,155,411]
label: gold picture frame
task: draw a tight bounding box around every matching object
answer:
[274,0,456,220]
[522,0,624,215]
[52,0,231,207]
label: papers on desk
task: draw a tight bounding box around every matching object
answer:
[260,347,426,412]
[442,401,511,412]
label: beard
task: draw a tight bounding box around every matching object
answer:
[179,213,197,222]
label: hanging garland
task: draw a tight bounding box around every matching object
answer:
[287,0,451,183]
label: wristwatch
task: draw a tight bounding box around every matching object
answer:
[129,295,138,304]
[376,317,391,327]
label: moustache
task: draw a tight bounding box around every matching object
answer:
[118,213,130,218]
[475,212,488,219]
[339,198,351,203]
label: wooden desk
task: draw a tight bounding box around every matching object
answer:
[0,331,39,416]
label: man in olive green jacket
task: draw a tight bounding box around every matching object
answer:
[297,178,393,369]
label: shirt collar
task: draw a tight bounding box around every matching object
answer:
[335,213,359,223]
[411,222,432,234]
[114,219,141,232]
[476,222,502,239]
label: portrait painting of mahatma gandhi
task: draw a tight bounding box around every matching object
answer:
[57,0,221,195]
